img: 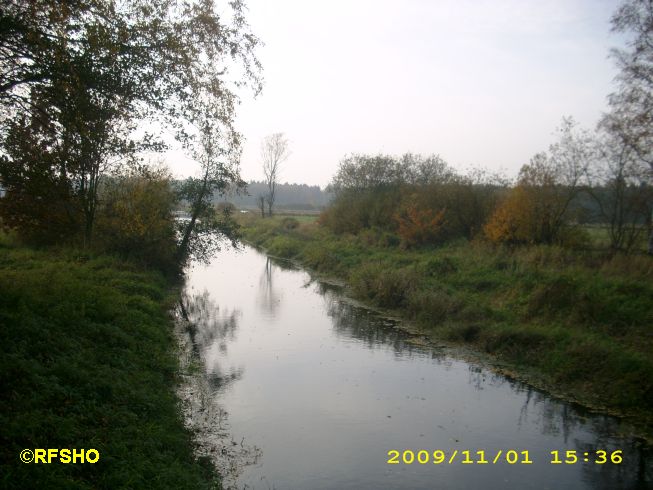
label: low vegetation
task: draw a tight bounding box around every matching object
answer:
[0,235,218,489]
[240,214,653,429]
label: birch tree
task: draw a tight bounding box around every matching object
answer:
[261,133,290,217]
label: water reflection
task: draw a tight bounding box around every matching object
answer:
[322,286,443,359]
[257,258,282,317]
[180,246,652,490]
[318,275,652,488]
[180,290,243,391]
[507,381,652,488]
[176,290,261,489]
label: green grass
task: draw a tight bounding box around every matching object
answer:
[0,241,218,489]
[240,215,653,431]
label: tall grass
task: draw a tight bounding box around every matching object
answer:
[240,216,653,426]
[0,243,218,489]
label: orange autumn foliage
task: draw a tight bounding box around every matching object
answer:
[395,204,447,247]
[483,184,563,245]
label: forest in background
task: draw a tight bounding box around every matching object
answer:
[216,181,331,211]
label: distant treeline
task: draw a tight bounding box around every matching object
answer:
[218,181,332,211]
[319,133,652,253]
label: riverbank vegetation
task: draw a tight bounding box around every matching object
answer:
[239,102,653,428]
[240,3,653,424]
[0,0,261,487]
[0,0,652,482]
[241,212,653,429]
[0,233,219,488]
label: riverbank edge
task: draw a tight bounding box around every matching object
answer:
[239,218,653,441]
[0,242,220,489]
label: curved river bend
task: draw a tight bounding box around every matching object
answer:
[178,246,652,490]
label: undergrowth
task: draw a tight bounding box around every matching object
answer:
[240,214,653,428]
[0,242,218,489]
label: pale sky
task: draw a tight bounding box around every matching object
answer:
[167,0,624,187]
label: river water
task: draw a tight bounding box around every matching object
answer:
[178,245,652,490]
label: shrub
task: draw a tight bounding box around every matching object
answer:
[280,217,300,230]
[94,168,178,273]
[423,257,458,276]
[350,264,418,308]
[407,288,462,324]
[395,204,447,248]
[267,235,301,258]
[526,276,577,318]
[303,246,340,271]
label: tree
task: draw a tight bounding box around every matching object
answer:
[321,153,455,235]
[601,0,653,252]
[0,0,261,247]
[329,153,452,194]
[256,194,266,218]
[95,165,178,271]
[0,115,82,244]
[586,132,652,252]
[176,96,245,265]
[484,118,592,245]
[261,133,290,217]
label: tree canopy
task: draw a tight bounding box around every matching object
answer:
[0,0,261,247]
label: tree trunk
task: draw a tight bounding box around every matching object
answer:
[177,173,209,262]
[648,210,653,255]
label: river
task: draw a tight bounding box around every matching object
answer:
[177,245,652,490]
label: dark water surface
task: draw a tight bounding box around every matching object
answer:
[180,246,652,490]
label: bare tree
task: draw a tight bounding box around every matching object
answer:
[601,0,653,253]
[587,132,652,252]
[256,194,266,218]
[261,133,290,217]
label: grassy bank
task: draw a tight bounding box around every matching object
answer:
[241,214,653,431]
[0,236,218,489]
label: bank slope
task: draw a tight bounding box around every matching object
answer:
[0,244,218,489]
[242,216,653,433]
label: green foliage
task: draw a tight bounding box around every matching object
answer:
[423,257,458,276]
[356,227,400,248]
[267,235,301,258]
[0,120,83,245]
[175,94,248,265]
[94,168,179,274]
[330,153,453,192]
[0,246,218,489]
[176,172,243,265]
[350,264,418,308]
[280,217,300,230]
[406,288,463,325]
[241,216,653,418]
[0,0,261,249]
[321,153,504,245]
[319,187,403,234]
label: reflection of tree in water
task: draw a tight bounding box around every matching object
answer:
[266,254,299,272]
[180,289,239,354]
[177,289,262,489]
[321,286,445,361]
[473,369,652,488]
[257,258,282,317]
[576,435,652,489]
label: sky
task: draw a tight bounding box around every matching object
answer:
[166,0,625,187]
